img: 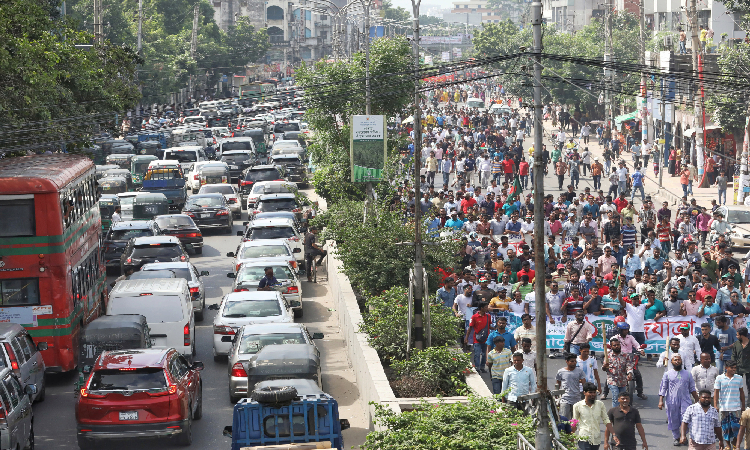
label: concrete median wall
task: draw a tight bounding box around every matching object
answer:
[327,249,493,431]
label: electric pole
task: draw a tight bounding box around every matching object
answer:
[639,0,649,147]
[603,0,612,131]
[137,0,143,54]
[191,3,200,58]
[532,1,551,448]
[411,0,424,351]
[93,0,102,42]
[363,0,375,220]
[689,0,705,183]
[659,77,666,187]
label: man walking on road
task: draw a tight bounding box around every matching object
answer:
[713,360,745,426]
[730,327,750,393]
[573,382,618,450]
[680,390,724,449]
[602,337,635,408]
[605,391,649,450]
[659,354,700,445]
[501,351,536,409]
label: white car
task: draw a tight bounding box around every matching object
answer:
[198,184,241,218]
[718,206,750,250]
[226,239,300,273]
[229,261,303,318]
[188,161,214,193]
[245,180,298,210]
[116,192,140,220]
[210,291,293,359]
[239,217,304,267]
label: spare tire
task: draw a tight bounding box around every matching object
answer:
[251,385,297,403]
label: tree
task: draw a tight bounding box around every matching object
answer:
[226,17,270,68]
[0,0,140,153]
[705,43,750,135]
[295,36,412,204]
[380,0,410,22]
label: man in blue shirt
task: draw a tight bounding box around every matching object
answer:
[582,195,600,220]
[645,247,665,275]
[258,267,279,290]
[631,167,645,203]
[445,212,464,231]
[487,315,518,352]
[567,236,584,259]
[435,277,457,309]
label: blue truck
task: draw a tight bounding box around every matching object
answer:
[142,169,187,211]
[224,379,350,450]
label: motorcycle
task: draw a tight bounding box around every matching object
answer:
[709,230,733,248]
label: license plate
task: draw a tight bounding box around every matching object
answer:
[230,165,238,169]
[119,411,138,421]
[201,214,211,218]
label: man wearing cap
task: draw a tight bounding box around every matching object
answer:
[602,337,636,408]
[471,276,496,307]
[620,292,650,346]
[676,323,701,369]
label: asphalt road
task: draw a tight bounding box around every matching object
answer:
[32,188,368,450]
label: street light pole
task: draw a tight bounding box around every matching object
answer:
[531,1,551,449]
[411,0,424,351]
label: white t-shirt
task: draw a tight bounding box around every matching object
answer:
[508,300,527,314]
[625,302,648,333]
[456,159,465,172]
[617,167,629,182]
[454,294,473,319]
[521,221,534,234]
[525,291,537,316]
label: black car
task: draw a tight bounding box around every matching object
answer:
[119,236,190,274]
[254,193,303,222]
[220,147,256,181]
[270,154,307,187]
[239,165,284,203]
[103,221,162,271]
[154,214,204,255]
[181,193,234,233]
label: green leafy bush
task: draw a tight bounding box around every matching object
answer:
[359,288,462,364]
[363,396,574,450]
[391,346,472,397]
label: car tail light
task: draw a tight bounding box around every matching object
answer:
[227,198,237,203]
[292,208,300,213]
[180,255,187,261]
[217,210,229,216]
[288,237,299,242]
[214,325,236,335]
[284,286,299,294]
[231,363,247,378]
[240,180,254,186]
[3,343,18,372]
[234,288,249,292]
[189,287,200,296]
[194,174,200,180]
[185,212,195,218]
[0,407,7,424]
[184,323,191,346]
[126,257,132,264]
[290,261,297,269]
[148,369,177,396]
[222,176,228,183]
[253,210,260,215]
[80,371,106,398]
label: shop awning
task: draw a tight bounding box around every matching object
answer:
[615,111,638,127]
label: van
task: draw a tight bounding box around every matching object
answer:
[163,147,206,174]
[0,324,47,402]
[107,279,196,359]
[0,367,36,450]
[466,97,486,111]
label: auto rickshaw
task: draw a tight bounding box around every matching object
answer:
[95,164,120,180]
[199,162,230,185]
[105,153,135,170]
[75,314,151,391]
[103,168,134,191]
[130,155,158,188]
[137,140,162,158]
[99,195,120,231]
[98,176,128,195]
[133,192,169,220]
[241,128,267,158]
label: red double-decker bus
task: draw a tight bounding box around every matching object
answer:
[0,155,106,372]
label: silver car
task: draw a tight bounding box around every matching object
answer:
[209,291,293,360]
[0,324,46,403]
[227,261,303,318]
[0,367,36,450]
[198,184,242,218]
[225,323,323,403]
[226,239,300,273]
[138,262,209,321]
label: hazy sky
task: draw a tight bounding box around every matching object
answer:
[389,0,444,17]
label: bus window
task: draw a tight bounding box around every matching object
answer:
[0,198,35,237]
[0,279,40,307]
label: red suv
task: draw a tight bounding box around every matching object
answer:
[75,348,204,449]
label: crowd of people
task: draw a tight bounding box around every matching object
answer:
[409,84,750,450]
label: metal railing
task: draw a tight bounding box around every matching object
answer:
[518,433,569,450]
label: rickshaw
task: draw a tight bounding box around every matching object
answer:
[103,168,134,191]
[75,314,151,391]
[95,164,120,180]
[130,155,158,188]
[240,128,267,158]
[105,153,135,170]
[133,192,169,220]
[99,195,120,231]
[199,162,230,185]
[136,140,162,158]
[98,176,128,195]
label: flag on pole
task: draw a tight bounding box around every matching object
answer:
[507,175,523,204]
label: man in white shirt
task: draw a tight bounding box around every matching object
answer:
[617,162,629,194]
[675,323,701,369]
[111,206,123,224]
[621,293,648,345]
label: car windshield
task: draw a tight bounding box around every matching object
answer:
[223,299,282,318]
[727,210,750,224]
[129,270,175,280]
[239,332,306,354]
[144,267,191,280]
[237,265,293,283]
[131,244,183,258]
[246,169,282,183]
[134,162,152,174]
[119,196,136,206]
[240,245,289,259]
[155,216,196,229]
[252,183,292,194]
[274,123,300,133]
[272,148,300,156]
[107,228,154,241]
[201,185,235,195]
[222,141,253,151]
[89,368,167,392]
[187,197,224,208]
[249,226,295,240]
[221,155,253,165]
[258,199,297,212]
[165,151,198,163]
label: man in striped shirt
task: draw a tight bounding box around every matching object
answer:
[621,216,638,248]
[491,156,503,183]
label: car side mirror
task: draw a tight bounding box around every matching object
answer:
[37,342,48,351]
[227,273,236,278]
[339,419,350,431]
[191,361,205,371]
[223,426,233,437]
[25,384,37,397]
[236,231,243,236]
[208,304,220,310]
[221,336,233,342]
[226,252,235,257]
[200,271,209,276]
[312,332,324,340]
[293,248,301,253]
